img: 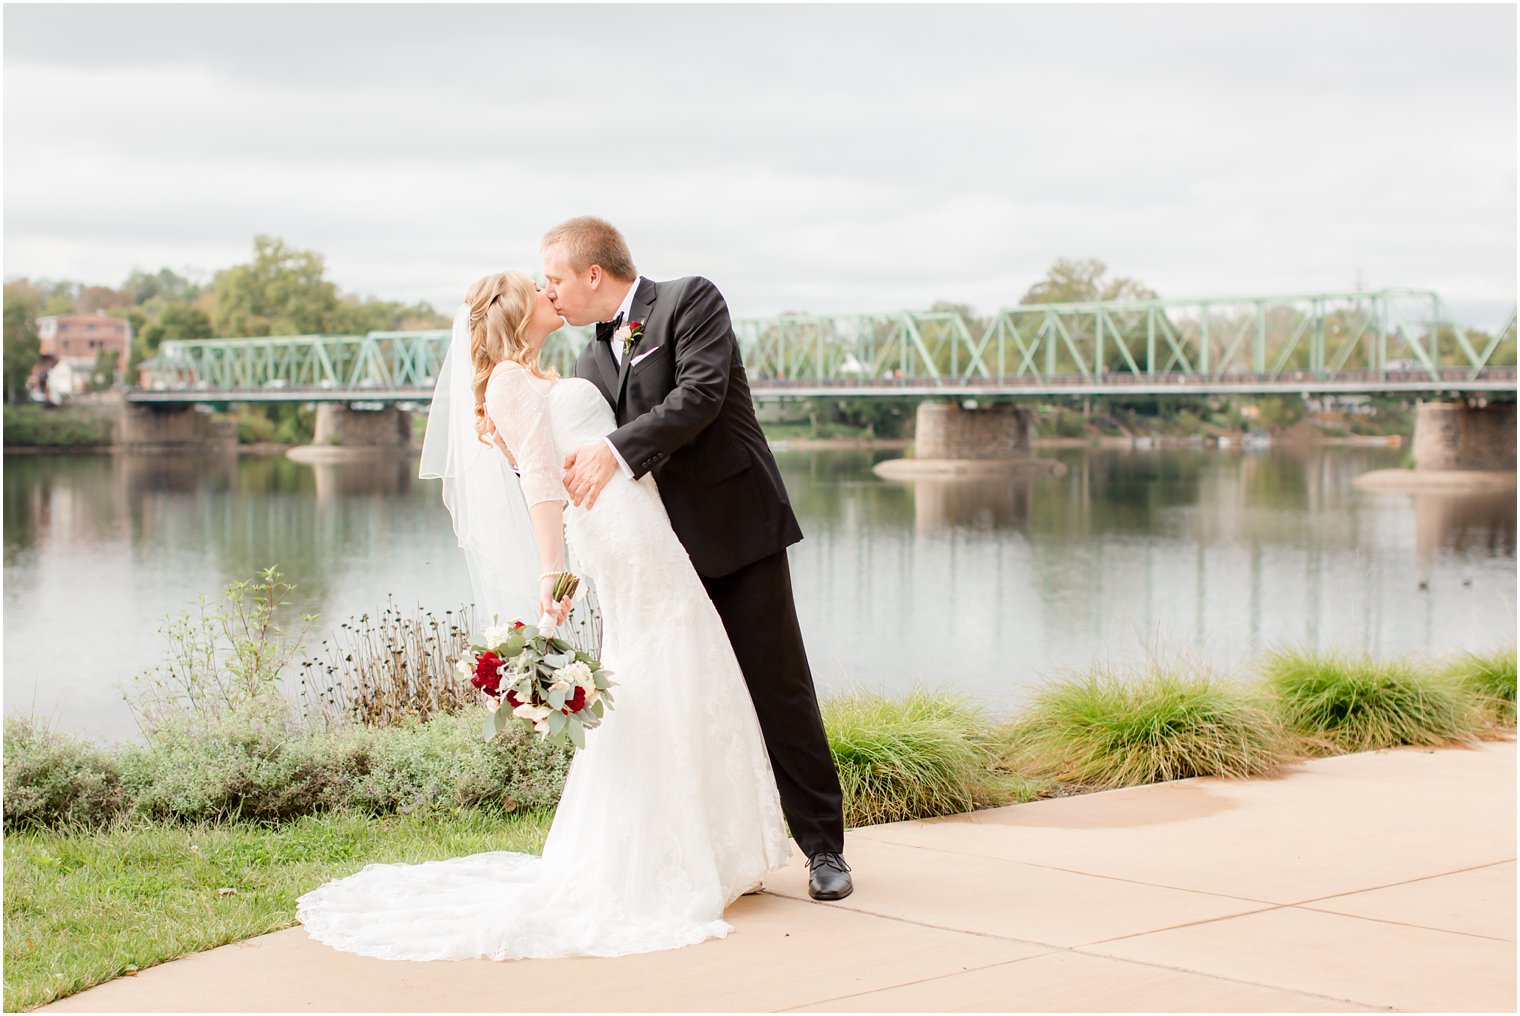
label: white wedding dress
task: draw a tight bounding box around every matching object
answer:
[296,366,791,961]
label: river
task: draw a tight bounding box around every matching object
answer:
[3,445,1514,740]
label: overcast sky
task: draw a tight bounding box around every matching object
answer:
[4,4,1516,327]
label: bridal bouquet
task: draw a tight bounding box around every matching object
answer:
[456,580,615,749]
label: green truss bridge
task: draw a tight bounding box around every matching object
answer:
[135,288,1517,404]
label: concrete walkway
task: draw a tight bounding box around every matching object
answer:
[43,741,1515,1012]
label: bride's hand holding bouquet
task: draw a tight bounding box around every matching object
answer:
[456,572,615,749]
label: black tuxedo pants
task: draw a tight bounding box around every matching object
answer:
[700,549,845,857]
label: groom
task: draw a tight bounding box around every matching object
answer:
[542,216,852,902]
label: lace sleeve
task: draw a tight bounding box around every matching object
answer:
[484,366,566,509]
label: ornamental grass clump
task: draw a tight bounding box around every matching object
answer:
[1446,647,1517,728]
[1264,650,1480,754]
[821,689,1029,828]
[1006,666,1285,790]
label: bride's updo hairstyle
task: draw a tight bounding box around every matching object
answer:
[465,271,556,446]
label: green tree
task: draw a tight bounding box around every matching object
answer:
[141,303,213,349]
[89,347,118,390]
[213,235,339,337]
[1020,258,1157,306]
[129,303,213,384]
[1020,259,1159,375]
[123,267,203,306]
[3,287,41,402]
[40,281,79,316]
[76,286,133,315]
[331,296,450,334]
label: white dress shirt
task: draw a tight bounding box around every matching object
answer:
[605,276,645,367]
[599,277,646,479]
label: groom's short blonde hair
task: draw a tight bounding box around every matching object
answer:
[542,217,638,281]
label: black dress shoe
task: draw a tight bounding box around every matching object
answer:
[807,852,853,901]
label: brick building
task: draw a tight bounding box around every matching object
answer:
[33,313,132,397]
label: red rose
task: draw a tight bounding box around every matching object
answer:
[562,686,587,714]
[512,621,525,630]
[505,689,522,709]
[471,651,503,696]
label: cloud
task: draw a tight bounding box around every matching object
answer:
[4,4,1514,326]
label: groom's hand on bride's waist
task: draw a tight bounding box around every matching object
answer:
[563,443,618,509]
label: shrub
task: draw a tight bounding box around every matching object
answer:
[821,689,1032,827]
[117,698,319,824]
[125,710,570,826]
[236,410,276,444]
[130,566,314,734]
[1,405,112,446]
[1006,666,1285,789]
[271,405,314,445]
[1054,413,1088,439]
[328,711,570,818]
[2,719,127,829]
[1264,650,1480,754]
[1447,647,1517,728]
[7,708,570,832]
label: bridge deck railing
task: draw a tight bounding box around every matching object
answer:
[144,289,1515,398]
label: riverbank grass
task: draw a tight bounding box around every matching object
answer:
[1265,650,1479,754]
[1006,666,1286,789]
[3,807,552,1012]
[822,690,1040,827]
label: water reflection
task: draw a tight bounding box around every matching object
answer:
[1411,489,1518,561]
[309,457,419,504]
[887,475,1038,534]
[4,445,1515,739]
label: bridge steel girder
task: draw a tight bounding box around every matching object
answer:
[140,289,1514,403]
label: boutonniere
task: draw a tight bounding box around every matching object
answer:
[616,320,645,359]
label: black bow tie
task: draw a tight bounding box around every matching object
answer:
[595,313,624,343]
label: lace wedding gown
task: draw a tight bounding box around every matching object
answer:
[297,366,791,961]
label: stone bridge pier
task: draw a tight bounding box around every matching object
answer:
[312,404,412,449]
[1412,401,1516,471]
[913,401,1033,459]
[116,399,235,451]
[874,401,1064,480]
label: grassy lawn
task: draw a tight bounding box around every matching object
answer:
[3,808,552,1012]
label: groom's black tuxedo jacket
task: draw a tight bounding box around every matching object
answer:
[575,276,803,578]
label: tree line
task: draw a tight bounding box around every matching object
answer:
[2,236,450,402]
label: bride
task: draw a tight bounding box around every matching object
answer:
[295,271,791,961]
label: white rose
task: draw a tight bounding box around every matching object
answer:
[513,702,550,723]
[454,653,477,680]
[552,661,594,692]
[482,622,517,647]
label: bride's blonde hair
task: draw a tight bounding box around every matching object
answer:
[466,271,557,447]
